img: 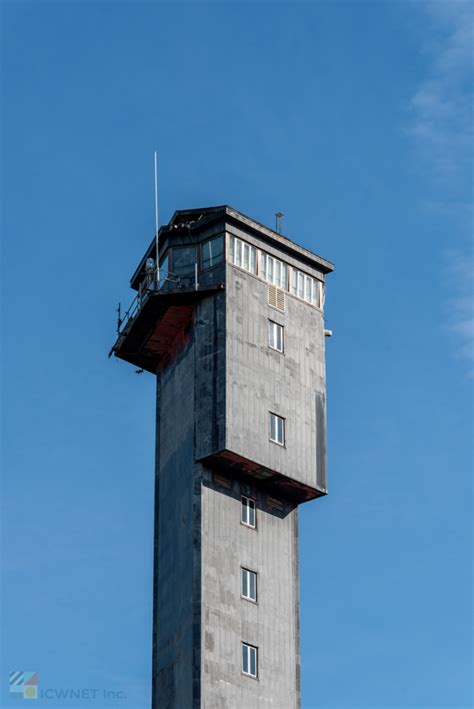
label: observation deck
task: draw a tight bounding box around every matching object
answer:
[110,267,224,373]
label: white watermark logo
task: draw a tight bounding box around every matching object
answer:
[9,673,126,701]
[9,672,38,700]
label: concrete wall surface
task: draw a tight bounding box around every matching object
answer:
[153,332,200,708]
[225,263,327,492]
[201,470,300,709]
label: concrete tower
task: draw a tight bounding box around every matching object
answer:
[111,206,334,708]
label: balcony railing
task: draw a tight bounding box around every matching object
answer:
[115,264,199,336]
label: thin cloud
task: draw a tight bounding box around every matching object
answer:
[410,1,472,182]
[409,0,473,368]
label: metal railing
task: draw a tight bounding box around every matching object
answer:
[115,264,199,336]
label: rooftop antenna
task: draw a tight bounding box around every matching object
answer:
[275,211,284,234]
[154,151,159,286]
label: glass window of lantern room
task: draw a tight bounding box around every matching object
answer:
[171,245,196,276]
[201,235,224,270]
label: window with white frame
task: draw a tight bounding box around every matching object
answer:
[261,252,288,290]
[229,236,257,274]
[241,495,256,528]
[291,268,322,308]
[268,320,284,353]
[242,642,258,678]
[269,412,285,446]
[241,568,257,602]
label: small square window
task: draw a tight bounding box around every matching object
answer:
[241,568,257,602]
[242,642,258,678]
[241,495,256,528]
[268,320,284,353]
[269,412,285,446]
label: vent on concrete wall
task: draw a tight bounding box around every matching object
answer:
[268,284,285,312]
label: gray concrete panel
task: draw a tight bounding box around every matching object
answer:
[153,340,199,709]
[225,264,327,493]
[201,471,300,709]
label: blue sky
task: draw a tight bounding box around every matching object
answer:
[1,2,472,708]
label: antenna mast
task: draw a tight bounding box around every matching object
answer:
[154,151,159,285]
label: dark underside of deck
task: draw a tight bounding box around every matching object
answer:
[111,284,225,373]
[200,449,326,505]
